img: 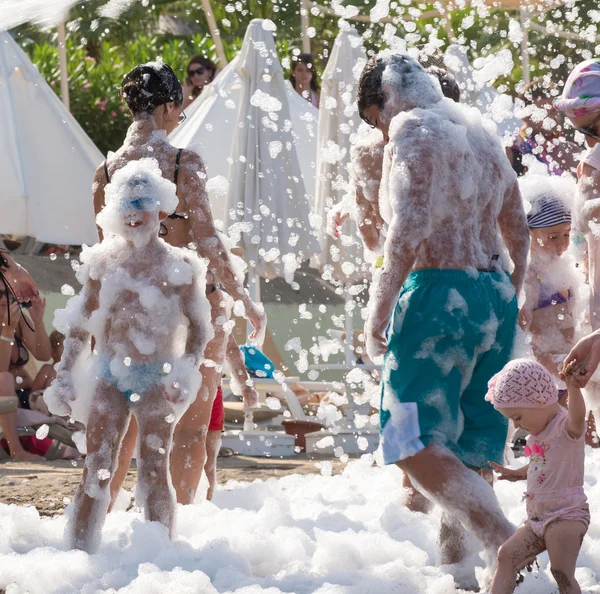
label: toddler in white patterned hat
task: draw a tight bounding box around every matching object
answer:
[486,358,589,594]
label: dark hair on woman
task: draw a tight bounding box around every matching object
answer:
[427,66,460,103]
[186,55,217,84]
[290,53,320,93]
[121,61,183,115]
[357,57,387,123]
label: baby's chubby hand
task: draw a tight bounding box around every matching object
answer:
[488,461,527,482]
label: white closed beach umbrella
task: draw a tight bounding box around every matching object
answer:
[223,19,320,284]
[444,44,523,139]
[313,26,367,286]
[0,32,101,245]
[170,32,319,226]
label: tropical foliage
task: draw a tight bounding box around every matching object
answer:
[13,0,598,153]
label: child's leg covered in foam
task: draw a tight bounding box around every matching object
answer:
[490,524,545,594]
[67,380,131,552]
[134,386,178,537]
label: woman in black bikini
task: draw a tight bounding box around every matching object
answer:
[92,60,266,505]
[0,294,51,460]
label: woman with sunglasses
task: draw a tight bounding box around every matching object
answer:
[182,55,217,109]
[92,60,266,505]
[289,53,320,108]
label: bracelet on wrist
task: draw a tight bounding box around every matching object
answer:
[0,334,14,344]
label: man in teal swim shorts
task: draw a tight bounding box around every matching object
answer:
[359,53,530,582]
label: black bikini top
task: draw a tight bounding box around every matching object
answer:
[9,332,29,371]
[103,149,188,221]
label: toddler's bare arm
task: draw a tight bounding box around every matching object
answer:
[59,278,100,374]
[563,360,587,438]
[489,461,529,481]
[498,180,529,296]
[182,265,212,367]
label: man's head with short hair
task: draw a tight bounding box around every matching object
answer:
[358,53,447,141]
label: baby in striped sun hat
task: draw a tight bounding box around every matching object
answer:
[517,171,580,404]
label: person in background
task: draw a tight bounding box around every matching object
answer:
[96,60,266,506]
[182,55,217,109]
[289,53,320,108]
[0,295,51,459]
[28,330,64,415]
[359,53,529,586]
[328,64,463,515]
[487,359,589,594]
[507,78,578,177]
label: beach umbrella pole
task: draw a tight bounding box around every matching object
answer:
[300,0,311,53]
[344,288,354,370]
[519,9,530,85]
[201,0,229,66]
[58,21,70,110]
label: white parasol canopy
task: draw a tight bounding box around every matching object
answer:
[312,26,367,286]
[0,31,101,245]
[444,44,523,140]
[169,35,319,227]
[223,19,321,282]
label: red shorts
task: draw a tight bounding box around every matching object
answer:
[208,386,224,432]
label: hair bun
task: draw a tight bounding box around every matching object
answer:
[120,61,183,115]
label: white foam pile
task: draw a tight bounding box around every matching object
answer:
[0,451,599,593]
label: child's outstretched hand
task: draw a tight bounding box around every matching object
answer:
[489,461,528,482]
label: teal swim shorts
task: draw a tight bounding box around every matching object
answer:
[380,269,518,468]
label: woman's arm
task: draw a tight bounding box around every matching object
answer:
[0,302,21,371]
[225,334,258,407]
[562,329,600,386]
[18,296,52,362]
[182,151,266,341]
[31,364,55,391]
[92,165,107,241]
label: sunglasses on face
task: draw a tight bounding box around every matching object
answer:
[188,66,206,77]
[175,103,186,123]
[575,113,600,140]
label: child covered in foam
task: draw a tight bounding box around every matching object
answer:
[487,359,589,594]
[518,173,582,393]
[45,158,213,552]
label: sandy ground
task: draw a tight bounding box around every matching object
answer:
[0,454,345,517]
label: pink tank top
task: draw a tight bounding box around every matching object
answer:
[525,409,586,501]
